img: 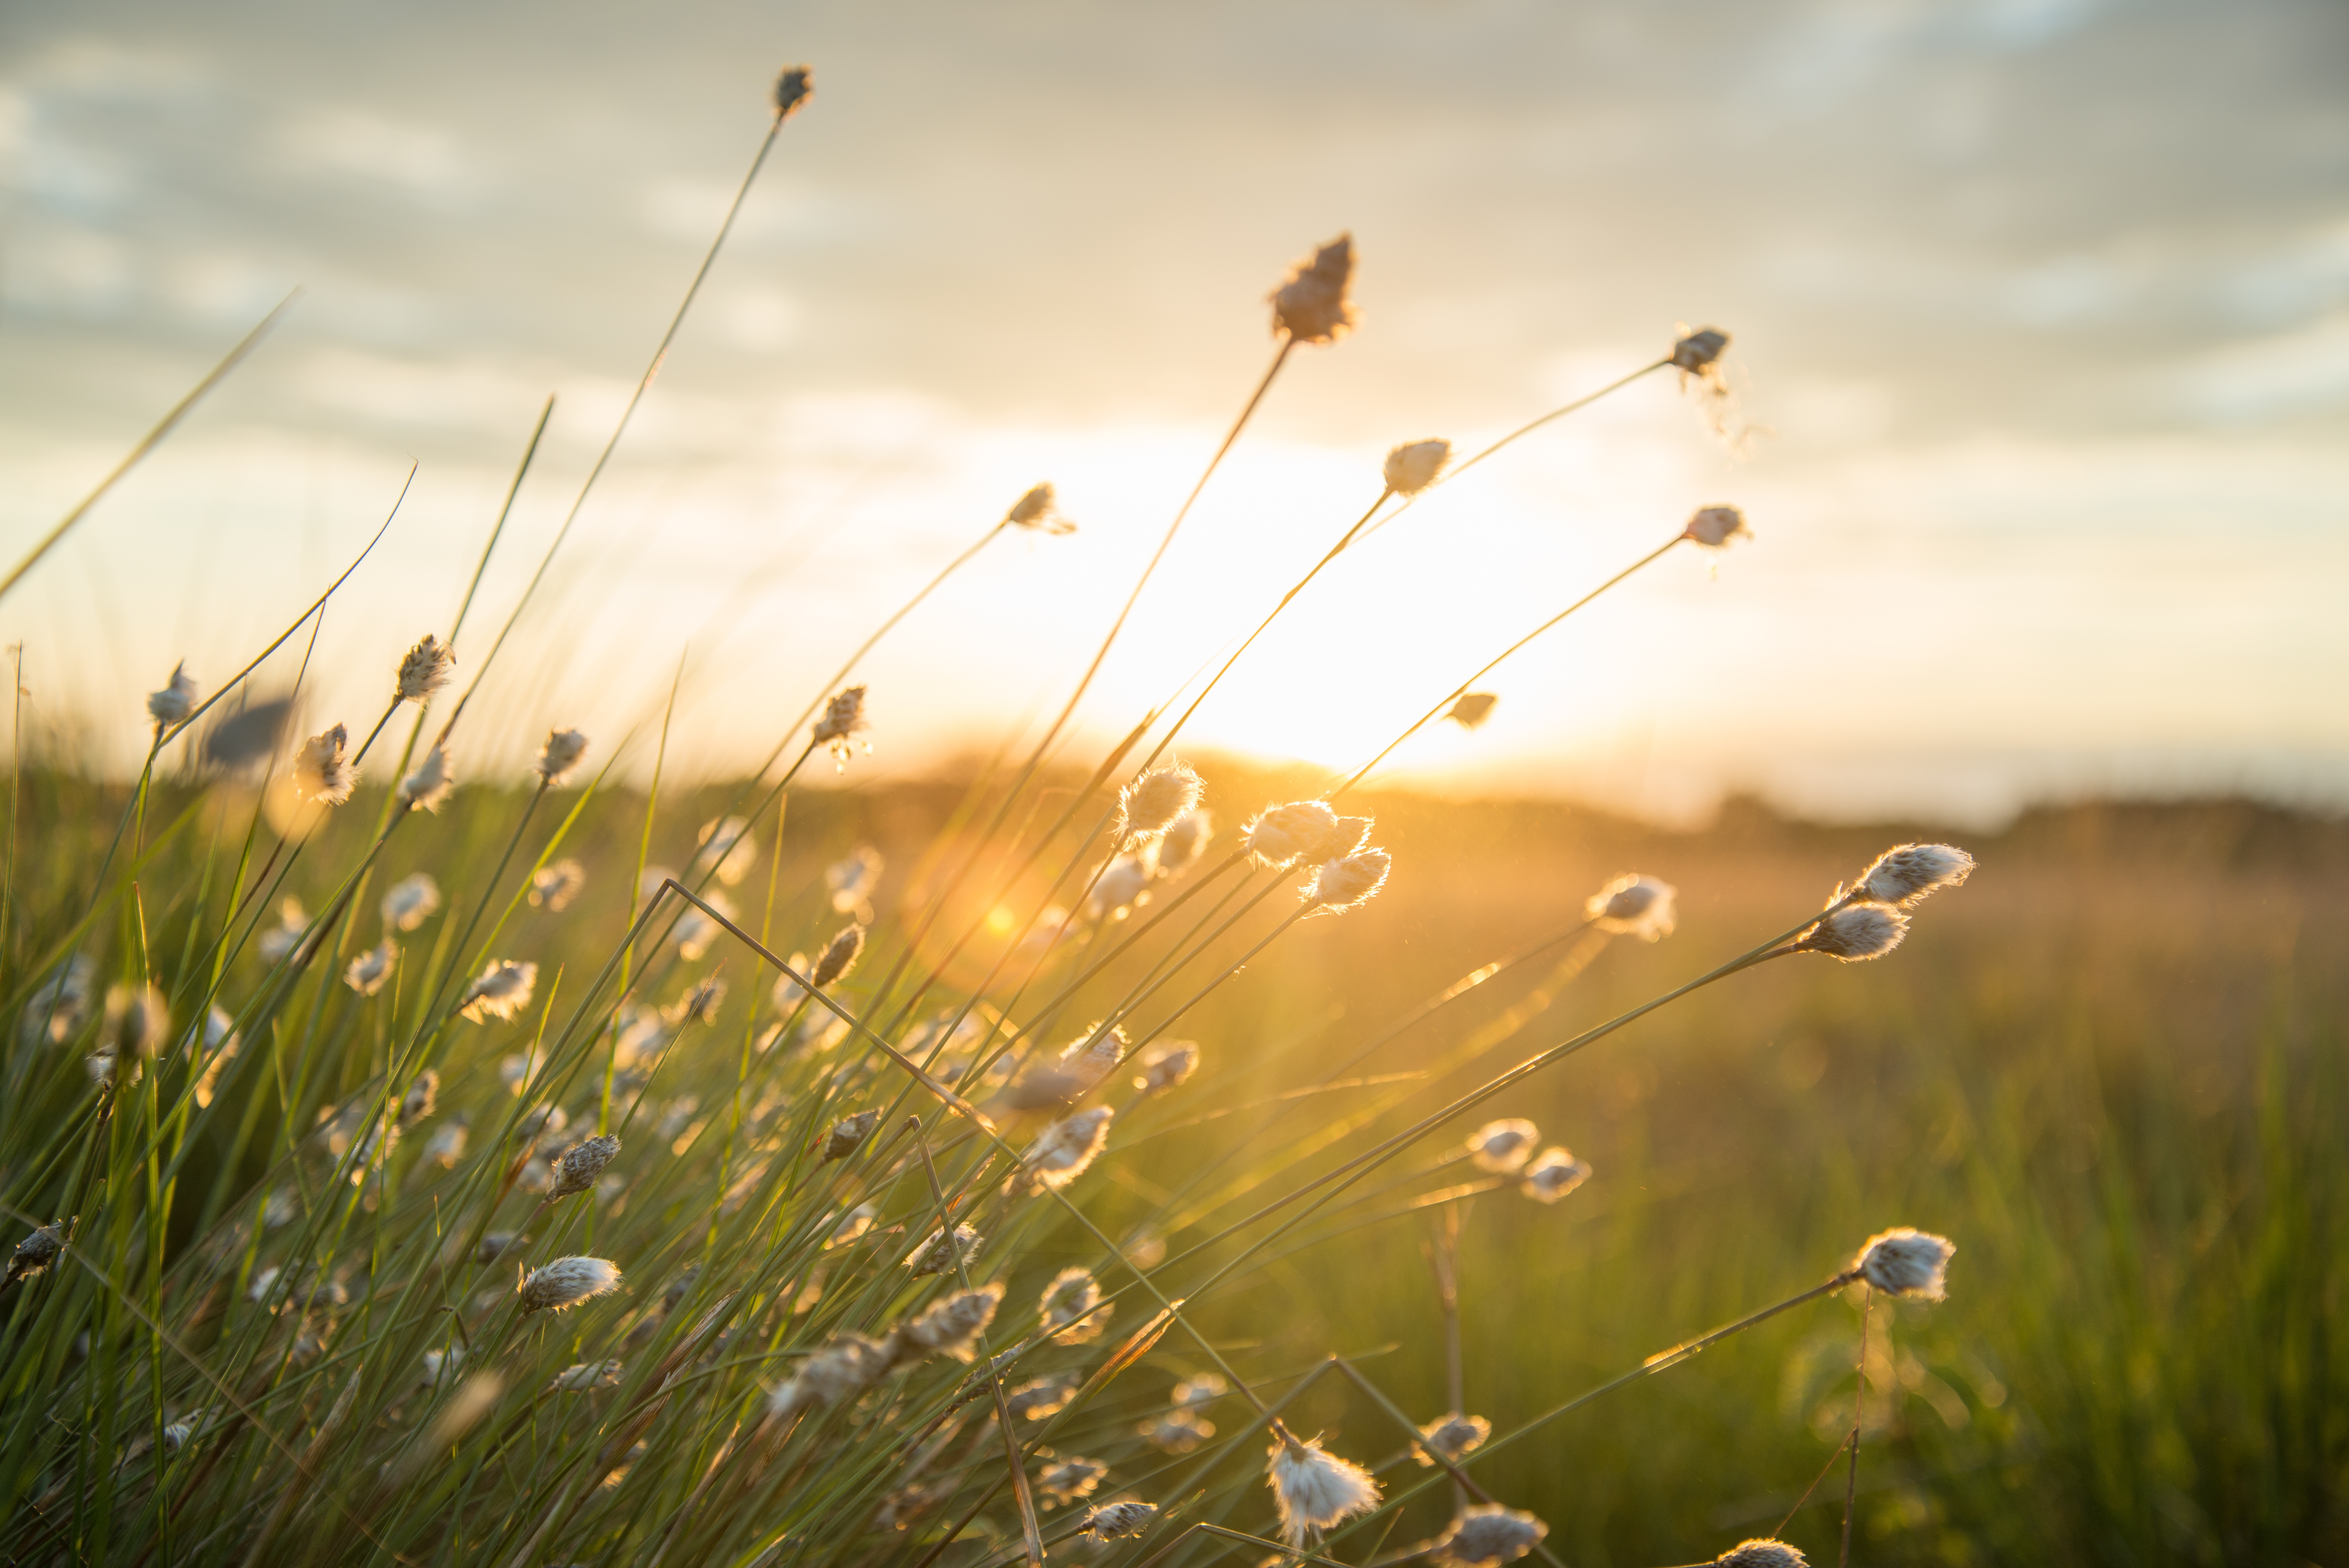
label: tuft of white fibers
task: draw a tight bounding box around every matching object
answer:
[100,984,169,1067]
[812,685,870,769]
[1519,1147,1592,1204]
[529,859,586,912]
[902,1282,1004,1361]
[395,634,456,704]
[420,1346,464,1388]
[1271,232,1358,344]
[535,728,590,785]
[146,662,197,728]
[1005,1374,1078,1420]
[549,1134,621,1201]
[258,899,307,963]
[1139,1409,1215,1452]
[7,1222,64,1285]
[399,1070,438,1126]
[1020,1106,1114,1192]
[1855,1228,1955,1300]
[294,724,357,805]
[517,1256,622,1314]
[1445,692,1499,731]
[1306,848,1391,914]
[826,846,884,912]
[1087,845,1158,922]
[1672,326,1731,374]
[1383,438,1453,496]
[459,960,538,1022]
[344,941,397,997]
[1136,1040,1200,1093]
[397,745,455,813]
[20,953,94,1046]
[1466,1118,1540,1174]
[671,890,735,962]
[1037,1456,1107,1504]
[1585,873,1677,940]
[1158,808,1215,874]
[774,64,813,118]
[811,923,866,987]
[1416,1411,1491,1465]
[1715,1540,1810,1567]
[1267,1434,1382,1546]
[822,1109,879,1162]
[1244,800,1342,866]
[664,975,726,1026]
[382,872,442,931]
[826,1201,878,1249]
[1082,1500,1158,1540]
[1040,1267,1114,1344]
[1119,760,1205,846]
[1437,1503,1551,1566]
[1004,481,1075,534]
[1795,902,1909,962]
[694,815,759,886]
[192,1006,239,1107]
[1315,815,1376,863]
[424,1122,469,1169]
[770,1332,891,1419]
[1855,843,1975,907]
[1682,504,1752,548]
[549,1360,623,1393]
[904,1223,982,1276]
[1173,1373,1226,1409]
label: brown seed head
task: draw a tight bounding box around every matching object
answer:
[1271,233,1358,344]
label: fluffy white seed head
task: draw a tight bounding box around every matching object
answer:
[770,1331,891,1419]
[773,65,812,118]
[20,954,95,1046]
[258,898,307,963]
[1519,1147,1592,1203]
[549,1359,622,1393]
[1140,1409,1215,1451]
[902,1281,1004,1361]
[1586,874,1678,941]
[1005,1374,1078,1420]
[1158,808,1214,873]
[1020,1106,1114,1192]
[1306,848,1392,914]
[1446,692,1499,731]
[536,728,589,784]
[812,686,870,768]
[529,859,585,911]
[459,960,538,1022]
[517,1256,622,1314]
[1243,800,1340,866]
[1672,327,1731,374]
[903,1223,982,1277]
[398,746,455,813]
[826,846,883,912]
[1004,481,1075,534]
[399,1069,438,1126]
[1467,1118,1540,1174]
[1082,1501,1158,1540]
[1136,1040,1200,1093]
[811,924,865,988]
[344,941,396,997]
[1087,846,1158,922]
[1037,1457,1107,1503]
[1267,1435,1382,1545]
[395,634,456,704]
[1683,505,1751,548]
[1173,1373,1227,1409]
[1383,438,1452,496]
[294,724,357,805]
[1855,1228,1955,1300]
[1053,1024,1128,1093]
[1796,902,1909,962]
[1040,1267,1113,1344]
[382,873,441,931]
[822,1109,879,1162]
[694,816,759,886]
[1438,1503,1551,1566]
[1854,843,1976,907]
[101,984,169,1064]
[549,1134,620,1201]
[1271,232,1358,344]
[1119,761,1204,845]
[1716,1540,1810,1567]
[147,663,198,727]
[1416,1412,1491,1465]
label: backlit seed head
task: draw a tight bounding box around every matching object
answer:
[826,846,884,912]
[1140,1409,1215,1452]
[1671,327,1731,374]
[904,1223,982,1276]
[1244,800,1341,866]
[1795,902,1908,962]
[1585,874,1677,941]
[399,1070,438,1126]
[1415,1412,1491,1466]
[1057,1024,1128,1089]
[1314,815,1374,863]
[20,954,94,1046]
[1173,1373,1227,1409]
[1272,233,1358,344]
[382,873,442,931]
[694,816,759,886]
[812,924,866,988]
[395,634,456,704]
[1467,1118,1540,1174]
[664,976,726,1026]
[7,1223,64,1285]
[822,1109,879,1162]
[1716,1541,1810,1568]
[826,1201,878,1248]
[1087,846,1158,922]
[420,1346,463,1388]
[1855,1228,1955,1300]
[1438,1503,1551,1566]
[549,1359,622,1392]
[1267,1435,1382,1546]
[517,1255,622,1314]
[1082,1501,1158,1540]
[1038,1456,1107,1504]
[529,859,586,911]
[1158,808,1214,874]
[1119,761,1205,845]
[812,686,870,768]
[459,960,538,1022]
[772,1332,891,1418]
[294,724,357,805]
[344,941,397,996]
[903,1282,1004,1361]
[1383,438,1452,496]
[398,745,455,813]
[1445,692,1499,731]
[1854,843,1976,907]
[258,898,306,963]
[550,1134,621,1201]
[1040,1267,1112,1344]
[1519,1147,1591,1203]
[536,728,589,784]
[1306,848,1391,913]
[147,662,198,727]
[774,65,813,118]
[1683,505,1751,548]
[102,984,170,1062]
[1136,1040,1200,1093]
[1005,481,1075,534]
[1019,1106,1114,1192]
[1005,1374,1078,1420]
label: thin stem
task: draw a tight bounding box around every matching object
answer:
[1842,1284,1872,1568]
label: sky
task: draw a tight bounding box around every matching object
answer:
[1,0,2344,825]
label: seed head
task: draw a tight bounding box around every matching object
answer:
[1716,1541,1810,1568]
[399,1070,438,1126]
[664,975,726,1026]
[1519,1147,1591,1203]
[812,686,870,769]
[1173,1374,1226,1409]
[395,634,455,704]
[1795,902,1908,962]
[536,728,589,784]
[1672,327,1730,374]
[426,1123,469,1168]
[1087,846,1158,921]
[1136,1040,1200,1093]
[1243,800,1341,866]
[1158,808,1214,873]
[20,954,95,1046]
[550,1134,621,1201]
[1038,1456,1106,1504]
[294,724,357,805]
[459,960,538,1022]
[1314,815,1375,862]
[1383,438,1452,496]
[147,663,198,728]
[770,1332,891,1418]
[1005,1374,1078,1420]
[904,1223,982,1276]
[1057,1024,1127,1090]
[7,1223,64,1285]
[1272,233,1358,344]
[902,1281,1003,1361]
[774,65,813,119]
[1415,1411,1490,1465]
[827,846,884,912]
[1438,1503,1550,1566]
[1466,1118,1539,1174]
[549,1360,622,1393]
[398,745,455,813]
[99,985,169,1078]
[1040,1267,1113,1344]
[1019,1106,1114,1192]
[1586,874,1677,940]
[1445,692,1499,731]
[529,859,586,911]
[827,1201,878,1248]
[1855,1228,1955,1300]
[1082,1501,1158,1540]
[517,1256,622,1314]
[1854,843,1975,907]
[344,941,397,996]
[822,1109,879,1162]
[474,1231,522,1264]
[695,815,759,886]
[257,898,306,963]
[1005,481,1075,534]
[383,872,442,931]
[1683,505,1751,548]
[1141,1409,1215,1451]
[1306,849,1391,913]
[1119,761,1205,846]
[811,924,866,987]
[1267,1434,1382,1546]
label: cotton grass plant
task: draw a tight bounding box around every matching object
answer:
[0,60,1997,1568]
